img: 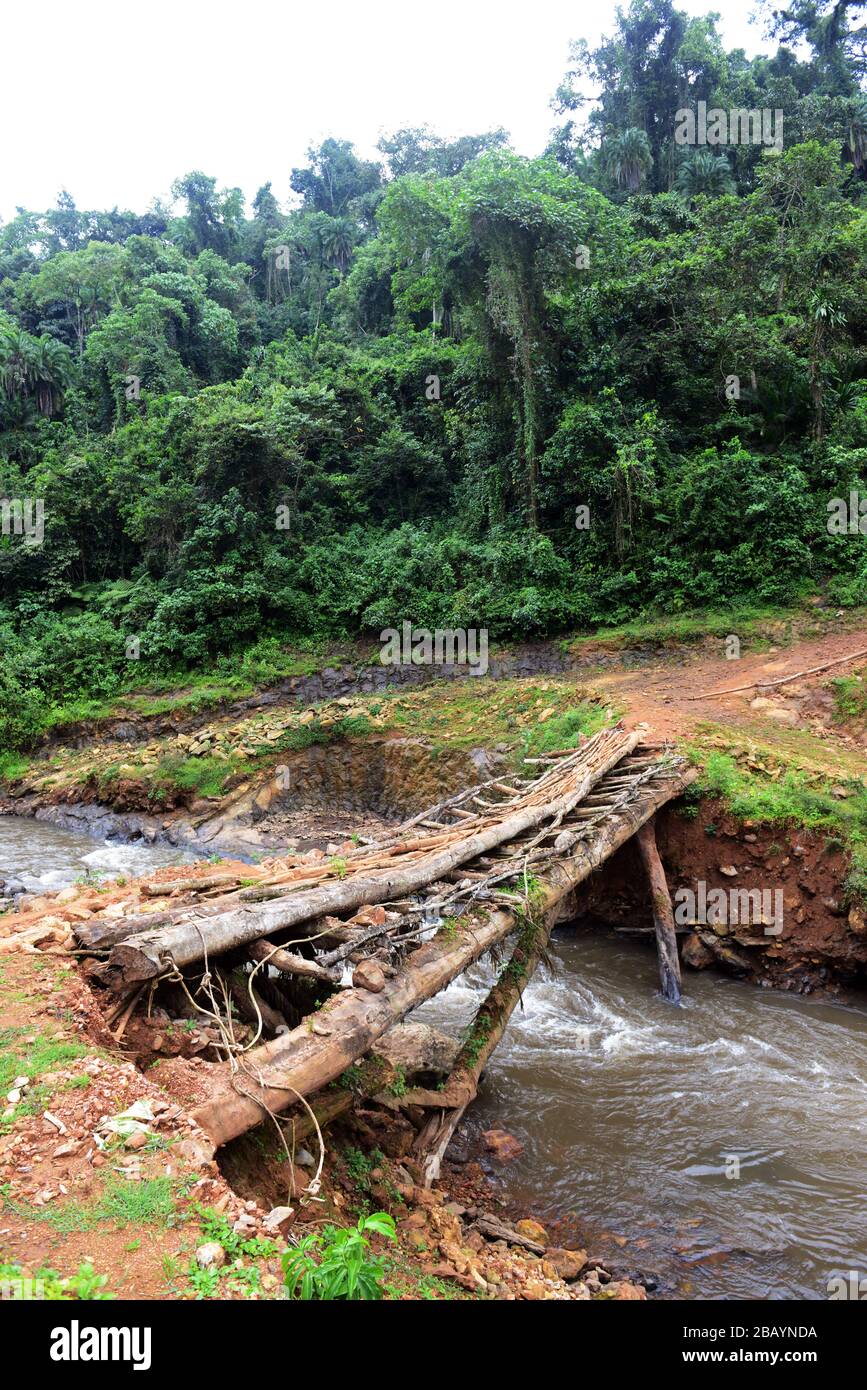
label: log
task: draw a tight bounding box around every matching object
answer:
[191,904,521,1147]
[75,910,178,951]
[190,763,696,1147]
[474,1214,546,1253]
[248,939,338,985]
[105,728,642,989]
[141,873,245,896]
[411,890,558,1183]
[636,818,682,1003]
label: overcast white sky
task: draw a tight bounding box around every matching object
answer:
[1,0,769,221]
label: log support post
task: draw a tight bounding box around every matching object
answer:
[636,818,682,1004]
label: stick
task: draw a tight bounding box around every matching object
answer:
[683,647,867,700]
[636,819,682,1003]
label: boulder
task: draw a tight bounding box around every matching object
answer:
[682,932,715,970]
[195,1242,226,1269]
[482,1129,524,1161]
[515,1219,548,1248]
[352,960,386,993]
[373,1022,460,1080]
[262,1205,295,1235]
[546,1247,588,1281]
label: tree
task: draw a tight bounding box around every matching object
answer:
[675,150,736,197]
[28,242,129,356]
[377,127,509,177]
[290,140,383,219]
[171,172,244,258]
[603,127,654,193]
[762,0,867,92]
[0,319,74,416]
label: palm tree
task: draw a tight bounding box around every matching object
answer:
[675,151,736,199]
[0,326,73,417]
[0,326,38,400]
[320,216,355,273]
[602,128,653,194]
[30,336,73,416]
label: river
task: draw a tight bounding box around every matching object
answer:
[0,813,193,893]
[4,813,866,1300]
[415,930,867,1300]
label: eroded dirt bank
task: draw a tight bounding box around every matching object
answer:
[0,951,645,1300]
[567,799,867,993]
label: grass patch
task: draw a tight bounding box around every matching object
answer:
[1,1175,179,1233]
[689,746,867,903]
[0,750,30,784]
[570,601,867,654]
[522,701,613,757]
[0,1030,90,1130]
[831,670,867,722]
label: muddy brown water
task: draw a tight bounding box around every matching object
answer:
[415,930,867,1300]
[4,814,867,1300]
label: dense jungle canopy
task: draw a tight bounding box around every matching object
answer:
[3,0,867,745]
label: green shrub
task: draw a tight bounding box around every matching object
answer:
[281,1212,396,1300]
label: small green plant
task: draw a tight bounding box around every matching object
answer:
[74,867,104,889]
[343,1144,380,1191]
[388,1067,407,1098]
[0,1260,113,1300]
[281,1212,396,1300]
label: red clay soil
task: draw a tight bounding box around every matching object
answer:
[569,799,867,992]
[588,625,867,740]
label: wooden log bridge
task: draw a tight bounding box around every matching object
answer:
[81,724,696,1154]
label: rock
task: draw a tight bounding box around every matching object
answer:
[253,782,278,815]
[682,932,714,970]
[481,1129,524,1161]
[373,1022,459,1079]
[515,1219,548,1247]
[848,906,867,935]
[719,864,738,877]
[175,1136,217,1167]
[350,904,387,927]
[546,1247,588,1280]
[609,1280,647,1300]
[352,960,386,993]
[124,1130,149,1150]
[262,1205,295,1235]
[195,1242,226,1270]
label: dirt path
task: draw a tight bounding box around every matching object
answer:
[585,626,867,741]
